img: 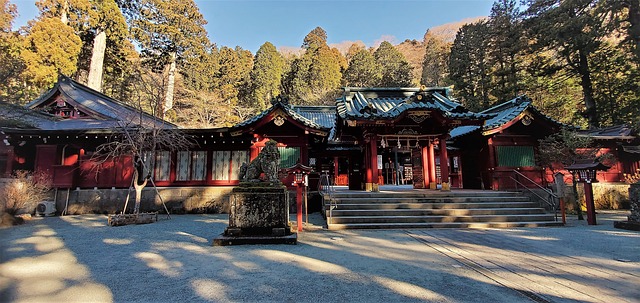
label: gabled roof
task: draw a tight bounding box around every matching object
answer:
[335,87,491,121]
[577,124,636,141]
[450,96,565,139]
[0,101,56,129]
[25,75,175,130]
[232,97,332,134]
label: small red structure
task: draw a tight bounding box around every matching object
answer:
[286,163,313,232]
[566,159,611,225]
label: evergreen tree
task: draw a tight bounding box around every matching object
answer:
[129,0,211,116]
[0,0,25,104]
[488,0,524,101]
[285,27,342,105]
[449,21,492,111]
[248,42,285,111]
[21,17,82,97]
[524,0,608,128]
[374,41,414,87]
[343,49,381,87]
[421,30,450,87]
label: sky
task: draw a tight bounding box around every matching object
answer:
[11,0,495,53]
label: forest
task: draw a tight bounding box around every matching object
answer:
[0,0,638,130]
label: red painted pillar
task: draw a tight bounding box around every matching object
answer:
[584,181,597,225]
[370,134,379,192]
[422,146,430,188]
[439,136,450,191]
[333,156,339,185]
[428,142,437,189]
[296,184,303,231]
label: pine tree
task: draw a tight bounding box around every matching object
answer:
[373,41,413,87]
[248,42,285,111]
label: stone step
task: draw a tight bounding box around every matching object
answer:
[327,214,557,224]
[325,202,541,210]
[329,208,546,217]
[325,196,532,204]
[326,221,564,230]
[327,191,522,199]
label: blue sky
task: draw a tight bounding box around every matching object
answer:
[11,0,495,53]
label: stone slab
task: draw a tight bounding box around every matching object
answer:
[212,233,297,246]
[613,220,640,231]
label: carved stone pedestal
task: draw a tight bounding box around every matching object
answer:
[213,185,296,245]
[614,183,640,231]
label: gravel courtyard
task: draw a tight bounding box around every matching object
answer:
[1,211,638,303]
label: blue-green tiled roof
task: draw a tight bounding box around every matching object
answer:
[232,100,332,132]
[450,96,565,139]
[336,87,491,121]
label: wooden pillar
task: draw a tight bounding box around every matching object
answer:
[487,138,497,190]
[365,134,379,192]
[439,136,450,191]
[428,141,437,189]
[422,146,430,188]
[333,156,339,181]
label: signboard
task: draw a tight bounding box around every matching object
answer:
[377,155,383,169]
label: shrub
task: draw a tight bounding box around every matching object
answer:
[0,170,51,215]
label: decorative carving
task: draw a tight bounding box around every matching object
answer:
[408,110,431,123]
[273,115,285,126]
[398,128,418,135]
[521,115,533,126]
[239,140,281,183]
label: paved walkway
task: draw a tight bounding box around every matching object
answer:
[0,211,638,302]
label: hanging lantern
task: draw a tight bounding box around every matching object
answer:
[397,138,401,148]
[381,137,386,148]
[415,139,420,149]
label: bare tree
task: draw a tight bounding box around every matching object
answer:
[91,68,194,215]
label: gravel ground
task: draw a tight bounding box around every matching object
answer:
[0,211,638,303]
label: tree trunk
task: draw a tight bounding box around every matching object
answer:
[61,0,69,25]
[629,0,640,62]
[132,169,148,214]
[578,49,598,129]
[87,30,106,92]
[164,51,177,116]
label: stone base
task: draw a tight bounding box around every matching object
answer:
[613,221,640,231]
[441,182,451,191]
[212,233,297,246]
[365,183,379,192]
[429,182,437,190]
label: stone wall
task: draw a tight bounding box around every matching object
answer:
[50,186,326,215]
[555,182,630,212]
[52,186,236,215]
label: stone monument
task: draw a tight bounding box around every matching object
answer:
[614,182,640,231]
[213,140,296,245]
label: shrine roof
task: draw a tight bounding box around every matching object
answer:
[577,124,636,141]
[335,87,491,121]
[450,96,565,139]
[25,75,175,130]
[232,98,332,132]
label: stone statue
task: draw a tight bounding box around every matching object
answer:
[239,140,281,183]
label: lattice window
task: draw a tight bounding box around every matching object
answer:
[177,151,207,181]
[496,146,535,167]
[211,150,249,181]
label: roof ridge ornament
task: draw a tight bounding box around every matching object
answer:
[271,95,289,105]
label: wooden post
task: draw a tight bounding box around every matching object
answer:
[439,136,450,191]
[584,181,597,225]
[296,184,303,231]
[422,146,430,188]
[428,142,436,189]
[370,134,379,192]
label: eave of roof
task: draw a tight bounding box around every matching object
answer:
[336,87,492,122]
[232,100,332,134]
[26,75,177,130]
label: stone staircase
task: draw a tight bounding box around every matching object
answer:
[323,190,562,230]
